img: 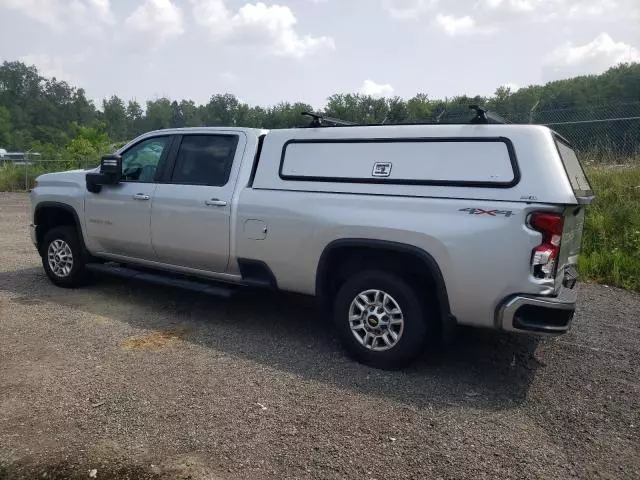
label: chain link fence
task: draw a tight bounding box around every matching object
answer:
[0,157,95,191]
[432,101,640,164]
[530,103,640,164]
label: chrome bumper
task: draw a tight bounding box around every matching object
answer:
[497,287,577,335]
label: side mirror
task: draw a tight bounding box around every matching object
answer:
[85,154,122,193]
[100,154,123,182]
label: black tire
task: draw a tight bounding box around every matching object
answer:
[41,226,88,288]
[333,270,430,369]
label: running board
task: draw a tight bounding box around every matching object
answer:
[86,263,237,298]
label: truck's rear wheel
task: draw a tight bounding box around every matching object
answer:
[333,270,429,369]
[41,226,88,288]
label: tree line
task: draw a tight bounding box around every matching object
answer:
[0,60,638,159]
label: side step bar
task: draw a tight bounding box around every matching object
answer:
[86,263,237,298]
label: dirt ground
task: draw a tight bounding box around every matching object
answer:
[0,192,638,480]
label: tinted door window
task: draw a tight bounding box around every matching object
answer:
[170,135,239,186]
[121,137,170,182]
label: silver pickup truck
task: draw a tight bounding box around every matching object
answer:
[30,118,594,368]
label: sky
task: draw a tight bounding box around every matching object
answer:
[0,0,639,109]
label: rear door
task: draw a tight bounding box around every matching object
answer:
[150,132,245,273]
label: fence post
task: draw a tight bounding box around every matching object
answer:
[529,100,540,124]
[24,152,28,191]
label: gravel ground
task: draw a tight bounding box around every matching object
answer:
[0,192,638,480]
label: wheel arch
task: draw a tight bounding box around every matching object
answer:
[34,202,87,255]
[315,239,455,337]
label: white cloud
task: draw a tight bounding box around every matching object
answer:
[359,80,395,98]
[0,0,59,29]
[501,83,520,92]
[124,0,184,46]
[190,0,335,58]
[567,0,617,18]
[19,53,85,84]
[220,71,238,82]
[87,0,113,19]
[479,0,550,13]
[479,0,629,21]
[435,14,473,35]
[384,0,545,21]
[72,0,115,26]
[0,0,114,32]
[435,14,495,36]
[382,0,439,19]
[544,33,640,80]
[386,0,632,32]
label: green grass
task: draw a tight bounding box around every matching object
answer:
[0,164,25,191]
[579,164,640,291]
[2,158,640,292]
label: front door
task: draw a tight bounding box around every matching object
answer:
[151,133,244,272]
[84,135,173,259]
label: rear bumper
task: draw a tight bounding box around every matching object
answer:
[497,287,577,335]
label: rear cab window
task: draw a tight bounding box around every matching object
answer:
[170,134,239,186]
[554,135,593,199]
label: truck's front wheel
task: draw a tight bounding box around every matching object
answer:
[41,226,88,288]
[333,270,429,369]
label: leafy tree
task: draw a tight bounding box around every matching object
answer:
[103,95,127,140]
[171,101,184,128]
[236,104,266,128]
[203,93,240,126]
[0,106,11,147]
[66,126,110,166]
[387,96,408,123]
[263,102,313,128]
[145,98,172,131]
[126,100,144,137]
[72,88,97,126]
[178,100,202,127]
[325,94,361,122]
[406,94,432,121]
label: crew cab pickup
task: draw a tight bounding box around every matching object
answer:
[30,121,594,368]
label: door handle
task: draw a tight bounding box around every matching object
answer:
[133,193,150,201]
[204,199,227,207]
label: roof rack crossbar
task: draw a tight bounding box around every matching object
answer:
[469,105,508,124]
[300,106,509,127]
[301,111,357,127]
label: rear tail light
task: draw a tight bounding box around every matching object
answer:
[529,212,564,280]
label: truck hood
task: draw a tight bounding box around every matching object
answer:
[36,168,92,188]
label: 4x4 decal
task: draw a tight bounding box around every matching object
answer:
[459,208,514,217]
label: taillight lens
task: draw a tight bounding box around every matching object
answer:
[529,212,564,279]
